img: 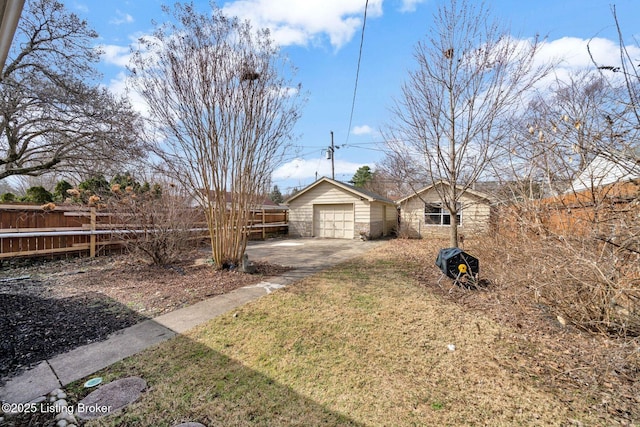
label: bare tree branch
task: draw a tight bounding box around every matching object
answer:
[383,0,552,247]
[130,2,304,269]
[0,0,146,181]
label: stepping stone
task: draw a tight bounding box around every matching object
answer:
[173,423,206,427]
[76,377,146,420]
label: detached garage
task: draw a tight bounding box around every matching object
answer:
[286,177,397,239]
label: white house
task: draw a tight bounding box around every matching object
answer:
[286,177,397,239]
[396,181,492,238]
[569,153,640,193]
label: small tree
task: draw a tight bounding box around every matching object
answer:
[107,183,196,265]
[350,165,374,188]
[111,173,141,192]
[1,193,16,202]
[269,185,284,204]
[384,0,550,247]
[22,186,53,203]
[78,175,110,197]
[130,2,304,269]
[53,180,73,201]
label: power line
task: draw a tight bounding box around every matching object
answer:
[344,0,370,147]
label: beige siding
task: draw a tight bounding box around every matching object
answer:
[399,188,491,238]
[385,204,399,236]
[366,202,398,238]
[288,181,368,238]
[368,202,385,238]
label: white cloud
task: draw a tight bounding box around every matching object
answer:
[74,2,89,14]
[352,125,373,135]
[110,10,134,25]
[527,36,640,92]
[222,0,384,49]
[100,44,131,67]
[272,157,366,180]
[106,72,150,116]
[535,36,640,74]
[398,0,427,13]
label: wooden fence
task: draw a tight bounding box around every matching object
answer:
[494,179,639,238]
[541,179,639,236]
[0,204,288,260]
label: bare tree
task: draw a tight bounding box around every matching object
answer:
[0,0,146,181]
[383,0,550,247]
[588,5,640,159]
[130,2,304,269]
[503,70,633,199]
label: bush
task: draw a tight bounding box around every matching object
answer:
[79,175,110,196]
[480,202,640,338]
[106,184,199,265]
[22,186,53,203]
[0,192,16,202]
[53,180,73,201]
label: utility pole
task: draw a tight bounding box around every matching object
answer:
[327,131,339,180]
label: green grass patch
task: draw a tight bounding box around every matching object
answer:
[76,242,599,426]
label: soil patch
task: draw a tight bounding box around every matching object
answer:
[0,252,289,383]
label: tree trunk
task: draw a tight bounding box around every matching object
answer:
[449,209,459,248]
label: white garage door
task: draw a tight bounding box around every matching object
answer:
[313,204,354,239]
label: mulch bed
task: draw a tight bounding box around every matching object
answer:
[0,253,290,384]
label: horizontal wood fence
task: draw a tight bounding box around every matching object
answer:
[0,204,288,260]
[494,179,640,238]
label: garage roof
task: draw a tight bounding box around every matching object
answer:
[285,177,395,205]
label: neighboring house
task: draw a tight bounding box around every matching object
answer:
[568,153,640,194]
[396,181,492,238]
[286,177,397,239]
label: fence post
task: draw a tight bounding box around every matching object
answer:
[262,208,266,240]
[90,207,96,258]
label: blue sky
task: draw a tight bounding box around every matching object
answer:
[69,0,640,193]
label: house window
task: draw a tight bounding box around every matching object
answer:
[424,203,461,226]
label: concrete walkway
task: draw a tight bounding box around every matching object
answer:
[0,238,384,404]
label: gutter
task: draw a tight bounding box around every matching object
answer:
[0,0,25,74]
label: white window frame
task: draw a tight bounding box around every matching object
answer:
[424,202,462,226]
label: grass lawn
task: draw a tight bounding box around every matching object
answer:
[73,240,604,426]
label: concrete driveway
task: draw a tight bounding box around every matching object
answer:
[246,237,386,283]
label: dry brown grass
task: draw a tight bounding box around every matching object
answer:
[417,236,640,424]
[61,240,638,426]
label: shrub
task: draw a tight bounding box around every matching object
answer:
[106,184,199,265]
[53,180,73,201]
[22,186,53,203]
[481,201,640,338]
[79,175,110,196]
[0,192,16,202]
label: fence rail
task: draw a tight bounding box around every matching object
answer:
[0,204,288,260]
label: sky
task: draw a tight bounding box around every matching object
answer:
[67,0,640,193]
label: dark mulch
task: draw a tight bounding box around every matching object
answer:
[0,280,147,382]
[0,254,290,385]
